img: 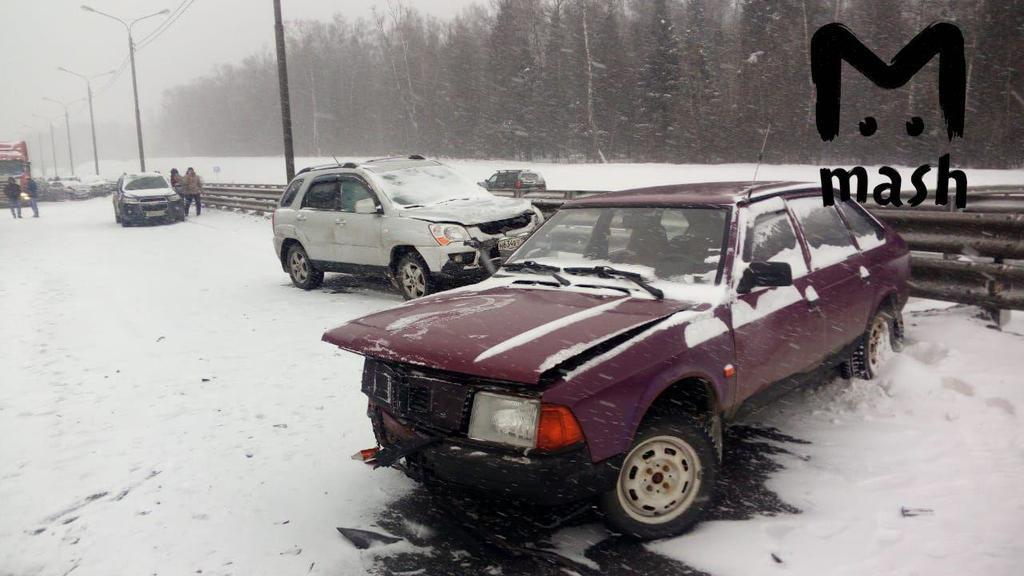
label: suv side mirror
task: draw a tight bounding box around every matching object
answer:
[737,261,793,294]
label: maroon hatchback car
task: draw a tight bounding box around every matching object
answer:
[323,181,910,539]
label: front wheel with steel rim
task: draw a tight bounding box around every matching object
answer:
[600,414,717,540]
[287,244,324,290]
[396,252,435,300]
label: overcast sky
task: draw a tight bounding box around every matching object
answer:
[0,0,478,145]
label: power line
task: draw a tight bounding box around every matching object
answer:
[137,0,198,51]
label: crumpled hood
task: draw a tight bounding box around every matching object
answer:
[322,283,691,385]
[398,196,534,226]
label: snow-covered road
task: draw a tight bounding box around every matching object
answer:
[1,198,1022,576]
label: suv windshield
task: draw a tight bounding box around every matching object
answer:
[125,176,169,191]
[368,164,489,208]
[506,207,727,284]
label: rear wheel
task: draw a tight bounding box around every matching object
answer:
[287,244,323,290]
[600,413,717,540]
[396,252,435,300]
[841,310,898,380]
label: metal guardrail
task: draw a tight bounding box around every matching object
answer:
[204,183,1024,311]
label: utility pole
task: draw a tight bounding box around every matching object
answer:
[59,67,115,175]
[274,0,296,181]
[43,97,75,176]
[82,5,169,172]
[35,114,59,178]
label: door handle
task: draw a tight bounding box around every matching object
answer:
[296,214,307,222]
[335,218,346,226]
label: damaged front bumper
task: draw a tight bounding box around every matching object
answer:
[366,402,619,505]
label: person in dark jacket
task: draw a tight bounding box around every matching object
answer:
[26,178,39,217]
[182,167,203,217]
[169,168,182,193]
[5,177,21,219]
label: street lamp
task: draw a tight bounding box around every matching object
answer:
[81,4,169,172]
[58,67,116,176]
[42,97,77,177]
[32,114,59,179]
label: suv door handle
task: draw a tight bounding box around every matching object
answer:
[296,214,307,222]
[335,218,346,226]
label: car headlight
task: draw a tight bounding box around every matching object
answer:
[468,392,539,448]
[168,193,181,201]
[123,197,140,204]
[429,223,469,246]
[467,392,586,451]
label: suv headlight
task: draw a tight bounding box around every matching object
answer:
[468,392,585,451]
[429,223,469,246]
[123,197,140,204]
[168,193,181,201]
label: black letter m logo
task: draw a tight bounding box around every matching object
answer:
[811,22,966,141]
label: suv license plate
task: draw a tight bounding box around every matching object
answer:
[498,235,525,252]
[145,210,166,217]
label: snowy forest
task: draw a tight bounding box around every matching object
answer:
[155,0,1023,168]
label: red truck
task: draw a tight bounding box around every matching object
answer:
[0,141,32,189]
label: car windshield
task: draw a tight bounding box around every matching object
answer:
[505,207,728,284]
[0,160,24,176]
[367,164,489,208]
[125,176,169,191]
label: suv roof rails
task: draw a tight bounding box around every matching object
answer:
[295,163,355,177]
[365,155,429,163]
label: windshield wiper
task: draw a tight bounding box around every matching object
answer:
[503,261,571,287]
[562,266,664,299]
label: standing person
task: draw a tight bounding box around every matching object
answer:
[183,167,203,217]
[169,168,182,194]
[5,177,21,219]
[26,178,39,217]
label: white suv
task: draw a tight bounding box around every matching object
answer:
[272,157,543,299]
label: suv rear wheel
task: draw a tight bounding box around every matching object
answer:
[396,252,434,300]
[287,244,324,290]
[600,413,717,540]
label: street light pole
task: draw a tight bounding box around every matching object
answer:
[59,68,115,175]
[81,5,169,173]
[43,97,75,176]
[34,114,59,178]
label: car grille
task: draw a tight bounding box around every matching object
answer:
[362,359,473,433]
[361,359,528,435]
[477,212,533,236]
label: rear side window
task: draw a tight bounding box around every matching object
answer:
[302,178,339,210]
[744,210,808,277]
[787,197,858,269]
[280,178,304,207]
[837,202,885,251]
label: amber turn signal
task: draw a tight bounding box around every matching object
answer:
[536,404,585,451]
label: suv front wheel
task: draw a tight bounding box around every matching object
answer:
[600,413,717,540]
[287,244,324,290]
[396,252,435,300]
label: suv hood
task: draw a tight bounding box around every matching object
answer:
[323,282,692,385]
[398,196,533,226]
[123,189,172,199]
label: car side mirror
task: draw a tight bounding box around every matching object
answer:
[737,261,793,294]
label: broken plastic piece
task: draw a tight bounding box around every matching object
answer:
[351,447,379,464]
